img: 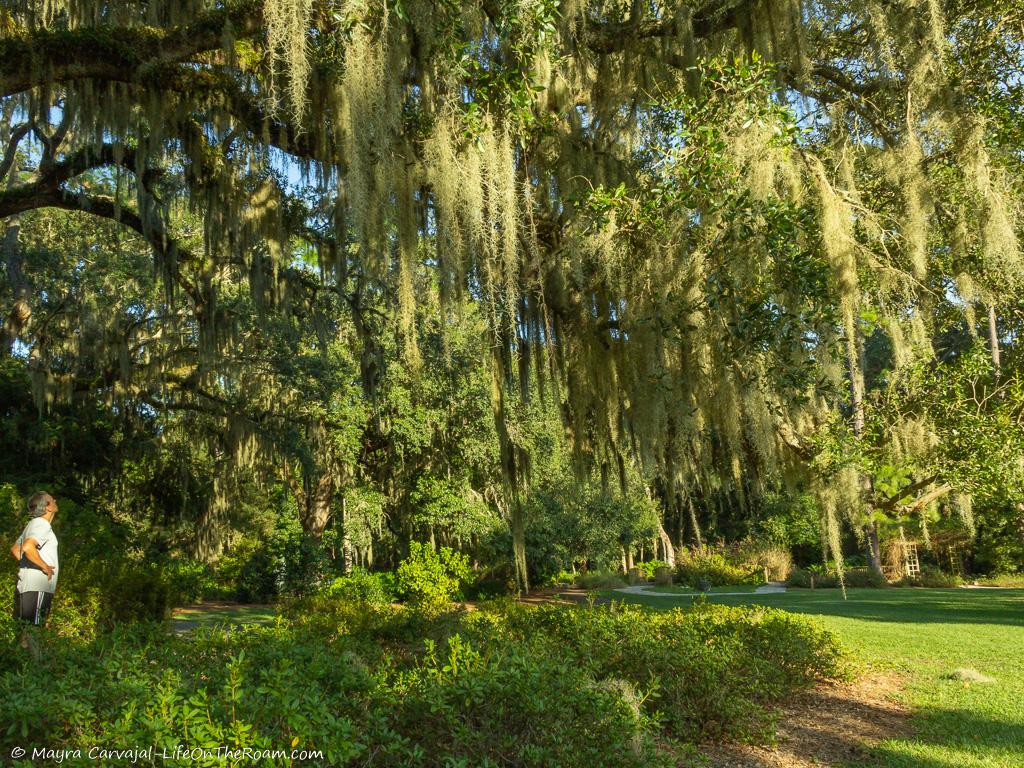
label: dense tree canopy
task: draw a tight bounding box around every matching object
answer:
[2,0,1023,588]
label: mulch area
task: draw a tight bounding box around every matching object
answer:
[699,671,912,767]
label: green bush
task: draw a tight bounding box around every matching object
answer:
[786,568,839,588]
[840,567,890,588]
[897,565,962,588]
[0,593,846,765]
[105,565,176,622]
[161,557,218,605]
[973,572,1024,588]
[675,550,759,587]
[395,541,473,610]
[462,573,516,600]
[575,569,626,589]
[543,569,577,587]
[234,545,283,603]
[475,600,848,741]
[635,559,669,579]
[786,566,889,588]
[326,568,396,605]
[727,540,793,581]
[377,634,665,767]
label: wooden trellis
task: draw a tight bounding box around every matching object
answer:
[904,542,920,578]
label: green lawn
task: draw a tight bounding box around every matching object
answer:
[171,603,277,631]
[602,587,1024,768]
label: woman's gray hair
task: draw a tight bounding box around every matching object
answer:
[27,491,51,517]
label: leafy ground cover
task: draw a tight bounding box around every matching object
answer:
[604,587,1024,767]
[1,596,846,767]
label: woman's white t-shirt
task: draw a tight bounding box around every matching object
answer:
[16,517,59,594]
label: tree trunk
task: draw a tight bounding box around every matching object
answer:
[307,471,335,539]
[510,495,529,593]
[657,523,676,567]
[340,493,353,574]
[490,346,530,593]
[846,306,884,579]
[2,125,29,354]
[988,303,1001,381]
[687,495,704,549]
[865,520,884,579]
[289,467,335,540]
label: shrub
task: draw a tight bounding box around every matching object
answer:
[161,557,218,605]
[326,568,396,605]
[636,559,669,579]
[786,566,890,589]
[840,567,889,588]
[753,492,821,555]
[897,565,962,588]
[0,593,846,765]
[543,569,577,587]
[462,574,516,599]
[476,600,848,742]
[675,550,759,587]
[576,570,626,589]
[728,540,793,582]
[395,541,473,610]
[377,634,666,767]
[973,572,1024,588]
[234,544,283,603]
[786,568,839,588]
[105,565,176,622]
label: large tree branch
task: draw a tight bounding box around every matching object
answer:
[875,472,942,511]
[0,143,141,218]
[0,122,32,180]
[8,185,203,306]
[584,0,754,53]
[0,0,263,97]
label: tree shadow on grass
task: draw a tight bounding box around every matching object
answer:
[863,706,1024,768]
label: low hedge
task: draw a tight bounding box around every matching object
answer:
[1,595,849,766]
[675,551,761,588]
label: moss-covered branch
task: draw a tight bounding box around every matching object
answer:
[0,0,263,97]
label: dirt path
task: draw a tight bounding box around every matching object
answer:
[516,588,613,607]
[700,671,911,767]
[616,582,788,597]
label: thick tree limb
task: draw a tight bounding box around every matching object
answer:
[0,143,141,218]
[875,472,942,511]
[0,122,31,180]
[0,0,262,97]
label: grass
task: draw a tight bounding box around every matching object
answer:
[602,587,1024,768]
[171,602,277,630]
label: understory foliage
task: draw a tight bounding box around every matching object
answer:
[2,0,1023,586]
[0,597,847,766]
